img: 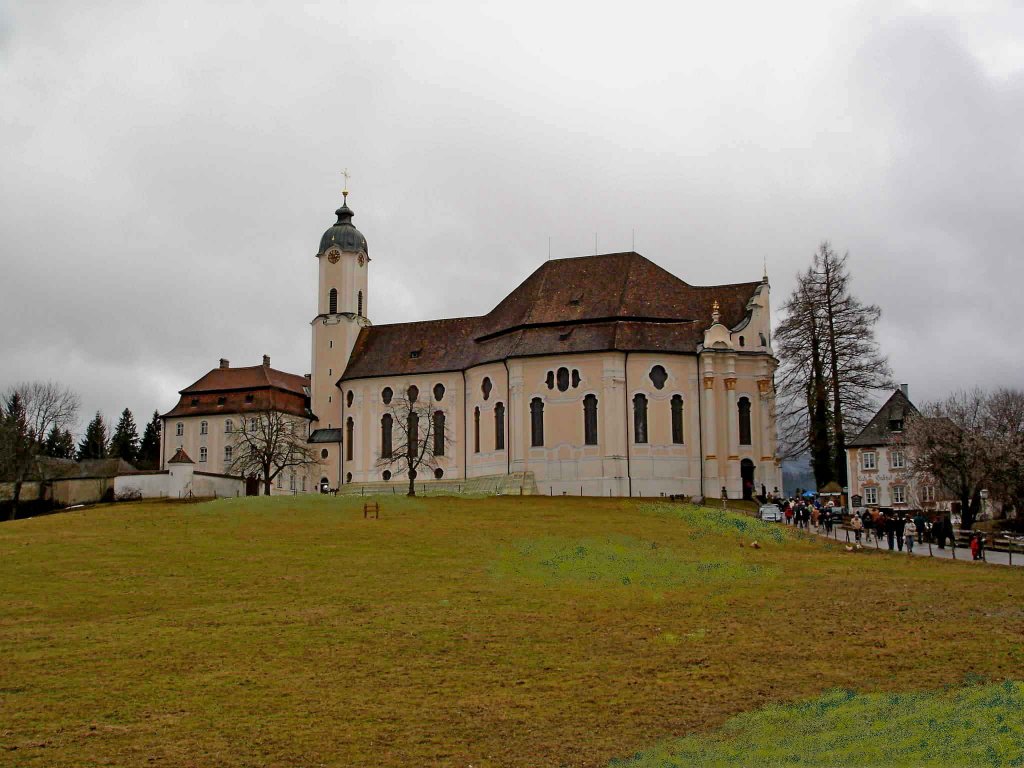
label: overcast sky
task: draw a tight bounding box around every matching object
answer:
[1,0,1022,437]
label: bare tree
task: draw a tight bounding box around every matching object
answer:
[1,382,80,520]
[8,381,81,443]
[228,411,317,495]
[375,390,451,496]
[775,243,892,488]
[981,387,1024,517]
[905,389,993,530]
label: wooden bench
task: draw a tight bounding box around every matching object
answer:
[363,502,380,519]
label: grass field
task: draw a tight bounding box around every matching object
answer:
[1,495,1022,767]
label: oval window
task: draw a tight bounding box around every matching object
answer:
[408,385,419,403]
[482,377,492,401]
[346,390,354,407]
[433,383,445,401]
[320,448,329,460]
[556,367,570,392]
[546,371,555,390]
[382,387,393,404]
[649,365,668,390]
[382,470,392,481]
[345,472,353,483]
[434,467,444,479]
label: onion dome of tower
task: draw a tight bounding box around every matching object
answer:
[318,190,368,255]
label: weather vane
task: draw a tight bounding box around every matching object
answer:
[342,168,351,203]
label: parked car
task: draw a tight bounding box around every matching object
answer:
[759,504,783,522]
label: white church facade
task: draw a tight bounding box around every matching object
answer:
[162,192,782,499]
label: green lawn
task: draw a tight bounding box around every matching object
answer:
[1,495,1022,767]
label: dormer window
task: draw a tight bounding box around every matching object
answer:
[410,349,422,359]
[889,419,904,432]
[217,396,227,406]
[190,397,199,406]
[245,394,254,403]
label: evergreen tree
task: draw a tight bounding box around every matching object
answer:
[76,411,108,460]
[108,408,140,464]
[43,425,76,459]
[1,392,38,520]
[138,411,162,469]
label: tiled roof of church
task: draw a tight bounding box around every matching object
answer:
[162,361,310,419]
[341,252,763,381]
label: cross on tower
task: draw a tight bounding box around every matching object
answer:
[342,168,351,202]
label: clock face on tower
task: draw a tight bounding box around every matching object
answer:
[327,249,340,264]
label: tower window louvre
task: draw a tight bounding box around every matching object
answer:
[329,288,338,314]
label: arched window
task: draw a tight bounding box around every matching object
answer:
[407,385,419,403]
[633,393,648,444]
[571,370,581,388]
[382,470,391,481]
[473,407,481,453]
[346,390,354,407]
[583,394,598,445]
[671,395,684,444]
[176,422,183,437]
[556,367,570,392]
[382,387,393,405]
[200,420,208,435]
[346,472,352,483]
[481,377,492,401]
[357,290,364,316]
[199,446,207,463]
[381,413,393,459]
[329,288,338,314]
[649,365,668,390]
[408,412,419,457]
[546,371,555,390]
[738,397,752,446]
[530,398,544,447]
[290,474,296,491]
[433,411,445,456]
[249,417,257,431]
[433,383,445,401]
[759,332,767,346]
[224,445,233,464]
[738,335,745,347]
[345,417,354,461]
[494,402,505,450]
[224,419,233,433]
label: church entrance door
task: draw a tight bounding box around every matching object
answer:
[245,476,260,496]
[741,459,755,501]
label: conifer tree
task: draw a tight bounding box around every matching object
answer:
[138,411,162,469]
[108,408,140,464]
[76,412,109,460]
[43,425,76,459]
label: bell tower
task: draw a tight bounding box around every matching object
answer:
[310,179,370,436]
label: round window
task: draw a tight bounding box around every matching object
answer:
[382,470,392,481]
[434,467,444,479]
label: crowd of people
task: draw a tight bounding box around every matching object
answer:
[770,495,988,561]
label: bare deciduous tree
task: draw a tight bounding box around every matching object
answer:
[1,382,80,520]
[375,390,451,497]
[906,389,992,530]
[775,243,892,488]
[228,411,317,495]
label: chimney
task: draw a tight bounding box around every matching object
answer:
[900,383,909,399]
[263,354,271,367]
[219,358,229,369]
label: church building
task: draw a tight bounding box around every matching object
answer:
[164,190,782,499]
